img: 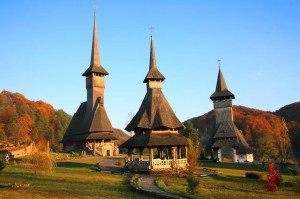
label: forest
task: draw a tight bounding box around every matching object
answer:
[187,103,300,161]
[1,90,299,162]
[0,90,71,151]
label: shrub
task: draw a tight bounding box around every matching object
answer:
[9,159,17,165]
[261,163,282,192]
[162,174,170,186]
[27,152,56,175]
[294,176,300,193]
[186,169,200,194]
[245,172,262,179]
[0,158,6,171]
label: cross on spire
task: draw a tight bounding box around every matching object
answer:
[93,2,98,14]
[149,25,155,36]
[217,58,221,69]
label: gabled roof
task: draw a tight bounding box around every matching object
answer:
[119,131,188,148]
[236,131,252,154]
[82,14,109,76]
[125,89,184,132]
[212,121,252,154]
[210,67,234,100]
[214,121,238,139]
[143,36,165,83]
[62,101,115,143]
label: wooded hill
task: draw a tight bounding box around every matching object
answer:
[0,90,298,160]
[186,103,300,161]
[0,90,71,151]
[0,90,130,152]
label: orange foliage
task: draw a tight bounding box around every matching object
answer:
[0,90,71,151]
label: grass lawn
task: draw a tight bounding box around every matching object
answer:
[0,156,152,199]
[156,162,299,199]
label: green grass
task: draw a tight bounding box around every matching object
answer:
[156,162,299,199]
[0,157,152,199]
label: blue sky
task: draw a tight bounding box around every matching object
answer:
[0,0,299,131]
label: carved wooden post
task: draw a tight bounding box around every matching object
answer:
[149,147,154,168]
[139,148,144,160]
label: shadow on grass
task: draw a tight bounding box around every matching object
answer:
[56,161,95,169]
[211,174,256,184]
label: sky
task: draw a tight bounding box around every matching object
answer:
[0,0,299,131]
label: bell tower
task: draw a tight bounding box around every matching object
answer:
[210,65,235,126]
[82,13,109,114]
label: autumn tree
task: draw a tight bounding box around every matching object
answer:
[0,90,71,151]
[278,119,291,163]
[184,120,201,194]
[254,132,279,161]
[184,120,200,167]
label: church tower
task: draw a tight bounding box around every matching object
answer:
[82,14,108,114]
[210,65,235,126]
[120,35,188,171]
[210,64,253,162]
[62,10,118,156]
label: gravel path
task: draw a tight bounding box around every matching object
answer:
[139,175,186,199]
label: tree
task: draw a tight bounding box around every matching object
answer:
[278,119,291,163]
[184,121,201,167]
[254,132,279,161]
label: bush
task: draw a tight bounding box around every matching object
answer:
[162,175,170,186]
[9,159,17,165]
[294,176,300,193]
[0,158,6,171]
[27,152,56,175]
[261,163,282,192]
[186,169,200,194]
[245,172,262,179]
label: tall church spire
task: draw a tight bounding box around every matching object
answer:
[149,35,157,69]
[82,12,108,76]
[210,66,235,100]
[90,13,100,67]
[216,67,229,92]
[143,35,165,83]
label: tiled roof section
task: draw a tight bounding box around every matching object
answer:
[125,89,184,132]
[61,101,115,143]
[119,132,188,148]
[82,14,109,76]
[143,36,165,83]
[210,67,234,100]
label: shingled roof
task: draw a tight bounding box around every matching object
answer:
[143,36,165,83]
[62,101,116,143]
[210,67,234,100]
[119,131,188,148]
[125,88,184,132]
[82,14,109,76]
[212,121,252,154]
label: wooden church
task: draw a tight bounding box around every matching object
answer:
[210,65,253,162]
[61,13,118,157]
[119,35,188,171]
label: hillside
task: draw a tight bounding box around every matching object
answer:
[186,105,298,161]
[0,90,71,151]
[275,102,300,159]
